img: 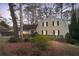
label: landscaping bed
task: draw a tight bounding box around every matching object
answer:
[2,41,79,56]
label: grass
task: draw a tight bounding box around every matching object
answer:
[0,36,10,47]
[0,36,11,55]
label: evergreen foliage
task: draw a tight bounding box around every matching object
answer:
[69,10,79,42]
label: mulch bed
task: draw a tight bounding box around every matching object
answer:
[2,41,79,56]
[2,42,54,56]
[3,42,34,56]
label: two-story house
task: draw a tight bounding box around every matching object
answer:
[36,16,69,38]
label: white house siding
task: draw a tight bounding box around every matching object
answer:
[36,17,69,38]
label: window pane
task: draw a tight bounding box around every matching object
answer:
[43,30,46,35]
[55,30,58,35]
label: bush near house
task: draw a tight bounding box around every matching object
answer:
[65,33,78,44]
[8,36,21,43]
[52,35,64,42]
[29,35,52,50]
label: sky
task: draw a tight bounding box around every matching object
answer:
[0,3,11,19]
[0,3,13,26]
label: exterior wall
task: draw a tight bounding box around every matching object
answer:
[18,31,31,35]
[22,29,37,35]
[36,17,69,38]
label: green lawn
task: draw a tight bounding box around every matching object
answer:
[0,36,10,48]
[0,36,11,55]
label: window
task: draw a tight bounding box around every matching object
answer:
[46,22,48,26]
[42,22,44,26]
[53,30,60,36]
[57,21,59,26]
[43,30,46,35]
[52,21,54,26]
[42,30,47,35]
[55,30,58,36]
[42,22,48,27]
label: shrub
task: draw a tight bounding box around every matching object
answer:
[65,33,78,44]
[8,36,20,42]
[29,35,51,50]
[30,32,39,37]
[65,33,71,40]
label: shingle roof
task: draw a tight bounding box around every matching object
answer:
[23,24,37,31]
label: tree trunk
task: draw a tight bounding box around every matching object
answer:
[61,4,63,19]
[20,3,23,40]
[8,3,19,38]
[72,3,74,12]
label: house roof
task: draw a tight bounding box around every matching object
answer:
[23,24,37,31]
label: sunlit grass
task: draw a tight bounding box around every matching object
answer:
[0,36,10,48]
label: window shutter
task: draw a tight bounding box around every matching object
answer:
[42,22,44,26]
[52,21,54,26]
[53,30,55,35]
[42,30,43,35]
[46,22,48,26]
[57,21,59,26]
[58,30,60,35]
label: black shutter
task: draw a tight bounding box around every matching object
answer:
[57,21,59,26]
[53,30,55,35]
[52,21,54,26]
[42,30,43,35]
[58,30,60,35]
[46,22,48,26]
[42,22,44,26]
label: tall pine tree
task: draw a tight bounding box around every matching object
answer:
[69,10,79,41]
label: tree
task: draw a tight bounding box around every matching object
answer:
[69,6,79,41]
[0,21,9,29]
[69,3,76,40]
[63,10,71,20]
[24,3,40,24]
[55,3,63,19]
[69,10,77,39]
[77,15,79,40]
[20,3,23,40]
[8,3,19,38]
[43,4,49,18]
